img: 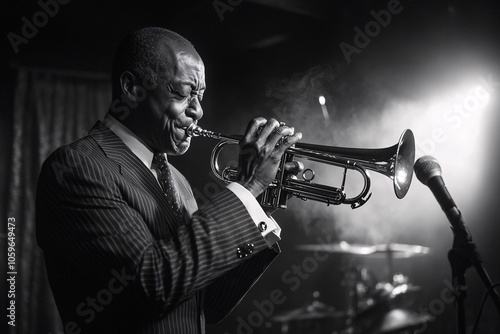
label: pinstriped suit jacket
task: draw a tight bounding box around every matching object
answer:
[36,121,279,334]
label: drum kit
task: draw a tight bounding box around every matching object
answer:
[266,242,434,334]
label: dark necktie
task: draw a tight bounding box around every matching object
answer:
[152,152,183,218]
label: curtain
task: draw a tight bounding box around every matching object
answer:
[6,66,111,334]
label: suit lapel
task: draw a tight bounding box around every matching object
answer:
[88,121,186,235]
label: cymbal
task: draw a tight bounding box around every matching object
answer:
[295,241,429,258]
[296,241,377,255]
[371,243,430,259]
[351,307,433,334]
[271,301,346,322]
[378,308,433,333]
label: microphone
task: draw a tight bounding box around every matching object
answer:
[415,156,500,317]
[414,156,467,233]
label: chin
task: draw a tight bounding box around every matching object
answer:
[165,132,191,155]
[172,142,190,156]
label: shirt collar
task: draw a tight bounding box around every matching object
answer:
[103,114,159,169]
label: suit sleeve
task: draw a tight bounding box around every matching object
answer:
[203,246,279,324]
[36,145,274,319]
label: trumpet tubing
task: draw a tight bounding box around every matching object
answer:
[186,123,415,209]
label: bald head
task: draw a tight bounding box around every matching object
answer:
[109,27,205,155]
[111,27,199,98]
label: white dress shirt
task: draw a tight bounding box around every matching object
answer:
[103,114,281,247]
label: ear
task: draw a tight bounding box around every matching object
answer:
[120,71,143,103]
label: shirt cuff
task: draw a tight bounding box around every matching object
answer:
[226,182,281,248]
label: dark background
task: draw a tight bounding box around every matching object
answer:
[2,0,500,333]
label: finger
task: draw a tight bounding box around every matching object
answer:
[242,117,267,145]
[266,125,293,148]
[284,161,304,174]
[275,132,302,156]
[254,118,280,147]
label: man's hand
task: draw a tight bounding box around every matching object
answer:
[236,118,302,198]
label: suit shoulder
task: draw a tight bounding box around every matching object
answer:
[39,134,111,186]
[42,135,103,166]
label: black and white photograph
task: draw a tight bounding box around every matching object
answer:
[2,0,500,333]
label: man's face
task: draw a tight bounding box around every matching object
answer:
[142,46,205,155]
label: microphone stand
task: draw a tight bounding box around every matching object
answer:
[445,207,500,334]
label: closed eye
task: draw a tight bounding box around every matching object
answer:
[168,86,189,100]
[193,91,204,102]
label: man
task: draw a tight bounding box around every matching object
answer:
[36,27,302,333]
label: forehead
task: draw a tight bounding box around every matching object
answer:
[159,43,205,88]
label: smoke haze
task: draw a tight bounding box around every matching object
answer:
[265,60,494,246]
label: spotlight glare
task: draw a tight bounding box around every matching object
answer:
[319,95,326,105]
[474,85,490,104]
[396,170,408,185]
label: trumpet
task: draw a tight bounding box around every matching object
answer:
[186,123,415,209]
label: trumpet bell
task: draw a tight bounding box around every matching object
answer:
[287,129,415,208]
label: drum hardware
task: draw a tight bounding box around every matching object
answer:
[269,291,348,334]
[287,241,432,333]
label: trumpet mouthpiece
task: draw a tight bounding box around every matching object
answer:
[185,123,221,140]
[185,123,202,137]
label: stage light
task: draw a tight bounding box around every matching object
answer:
[318,96,329,121]
[474,85,490,104]
[318,95,326,105]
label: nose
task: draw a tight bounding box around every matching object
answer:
[186,96,203,121]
